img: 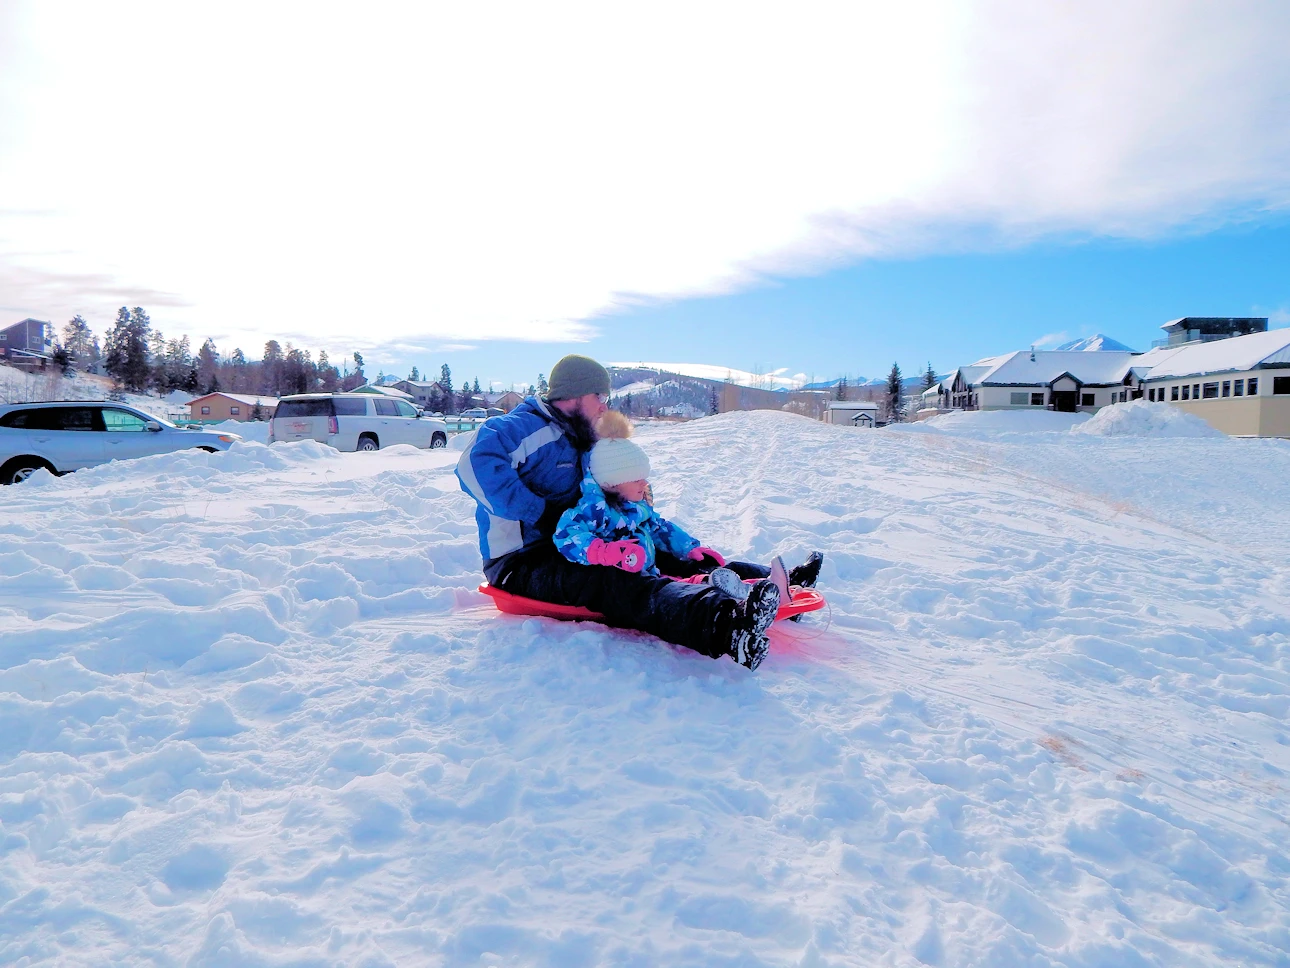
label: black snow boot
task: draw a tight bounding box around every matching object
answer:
[725,579,780,671]
[789,552,824,589]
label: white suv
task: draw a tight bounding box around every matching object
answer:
[268,393,449,451]
[0,401,242,484]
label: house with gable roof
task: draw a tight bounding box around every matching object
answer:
[926,350,1139,413]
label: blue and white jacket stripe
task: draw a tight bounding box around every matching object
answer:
[455,396,586,564]
[553,472,700,577]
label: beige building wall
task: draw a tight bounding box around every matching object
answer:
[1145,368,1290,437]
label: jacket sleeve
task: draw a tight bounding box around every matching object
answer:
[647,514,701,560]
[553,500,608,565]
[455,420,546,525]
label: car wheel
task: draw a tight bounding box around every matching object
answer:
[357,434,379,452]
[430,432,447,449]
[1,457,54,485]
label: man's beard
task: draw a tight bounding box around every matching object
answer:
[560,407,596,452]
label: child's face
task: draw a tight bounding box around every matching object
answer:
[608,479,649,503]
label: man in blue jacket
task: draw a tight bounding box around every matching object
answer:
[456,354,781,669]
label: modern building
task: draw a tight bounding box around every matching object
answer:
[1138,328,1290,437]
[0,318,54,370]
[186,392,279,422]
[927,351,1139,414]
[1155,317,1267,348]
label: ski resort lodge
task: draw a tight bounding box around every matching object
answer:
[924,318,1290,437]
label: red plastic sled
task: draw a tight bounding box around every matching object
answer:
[478,582,825,624]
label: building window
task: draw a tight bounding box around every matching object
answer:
[1222,381,1230,397]
[1234,379,1244,396]
[230,406,240,415]
[1248,378,1258,395]
[1181,385,1190,400]
[1081,393,1094,406]
[1031,392,1044,406]
[1202,383,1219,399]
[200,406,210,415]
[1170,386,1179,401]
[1010,392,1028,405]
[1193,384,1200,398]
[1275,376,1290,395]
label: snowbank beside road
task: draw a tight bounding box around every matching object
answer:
[1073,398,1225,437]
[1,410,1287,965]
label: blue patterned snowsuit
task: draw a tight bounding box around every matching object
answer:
[554,473,700,577]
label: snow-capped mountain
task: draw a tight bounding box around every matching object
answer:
[1053,334,1137,352]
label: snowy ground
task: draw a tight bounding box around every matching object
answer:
[1,408,1287,966]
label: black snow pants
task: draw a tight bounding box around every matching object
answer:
[485,547,746,659]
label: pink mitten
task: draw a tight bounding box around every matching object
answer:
[688,546,726,566]
[587,538,646,573]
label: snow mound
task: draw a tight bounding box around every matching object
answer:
[210,419,269,443]
[919,408,1090,435]
[1073,400,1225,437]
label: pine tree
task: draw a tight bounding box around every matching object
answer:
[61,315,99,370]
[197,338,220,392]
[52,342,73,376]
[103,307,151,392]
[262,340,284,394]
[537,373,548,397]
[836,376,848,401]
[709,387,719,416]
[922,361,937,390]
[440,364,453,400]
[472,377,482,394]
[409,365,420,381]
[885,362,904,423]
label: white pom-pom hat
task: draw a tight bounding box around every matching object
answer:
[590,438,651,488]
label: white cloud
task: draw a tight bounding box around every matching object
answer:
[1,1,1288,352]
[1032,332,1070,349]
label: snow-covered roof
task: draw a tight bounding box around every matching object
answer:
[973,351,1137,387]
[1141,328,1290,380]
[355,384,414,399]
[187,392,279,407]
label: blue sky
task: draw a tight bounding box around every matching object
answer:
[392,217,1290,389]
[3,3,1289,391]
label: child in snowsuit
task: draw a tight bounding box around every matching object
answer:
[552,411,726,580]
[553,413,824,665]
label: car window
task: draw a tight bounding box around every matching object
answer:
[333,398,368,416]
[0,409,42,429]
[57,408,98,431]
[374,398,399,417]
[0,407,92,430]
[395,400,418,418]
[102,408,149,432]
[276,399,334,418]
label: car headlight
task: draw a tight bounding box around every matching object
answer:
[217,435,240,443]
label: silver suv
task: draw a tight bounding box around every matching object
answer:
[0,401,242,484]
[268,393,449,451]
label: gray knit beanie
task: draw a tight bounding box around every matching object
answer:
[546,354,610,401]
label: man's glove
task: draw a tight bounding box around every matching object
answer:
[587,538,645,573]
[688,546,726,566]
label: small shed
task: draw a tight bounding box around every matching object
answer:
[824,401,880,428]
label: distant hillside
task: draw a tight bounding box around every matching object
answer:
[1054,334,1137,352]
[606,365,832,419]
